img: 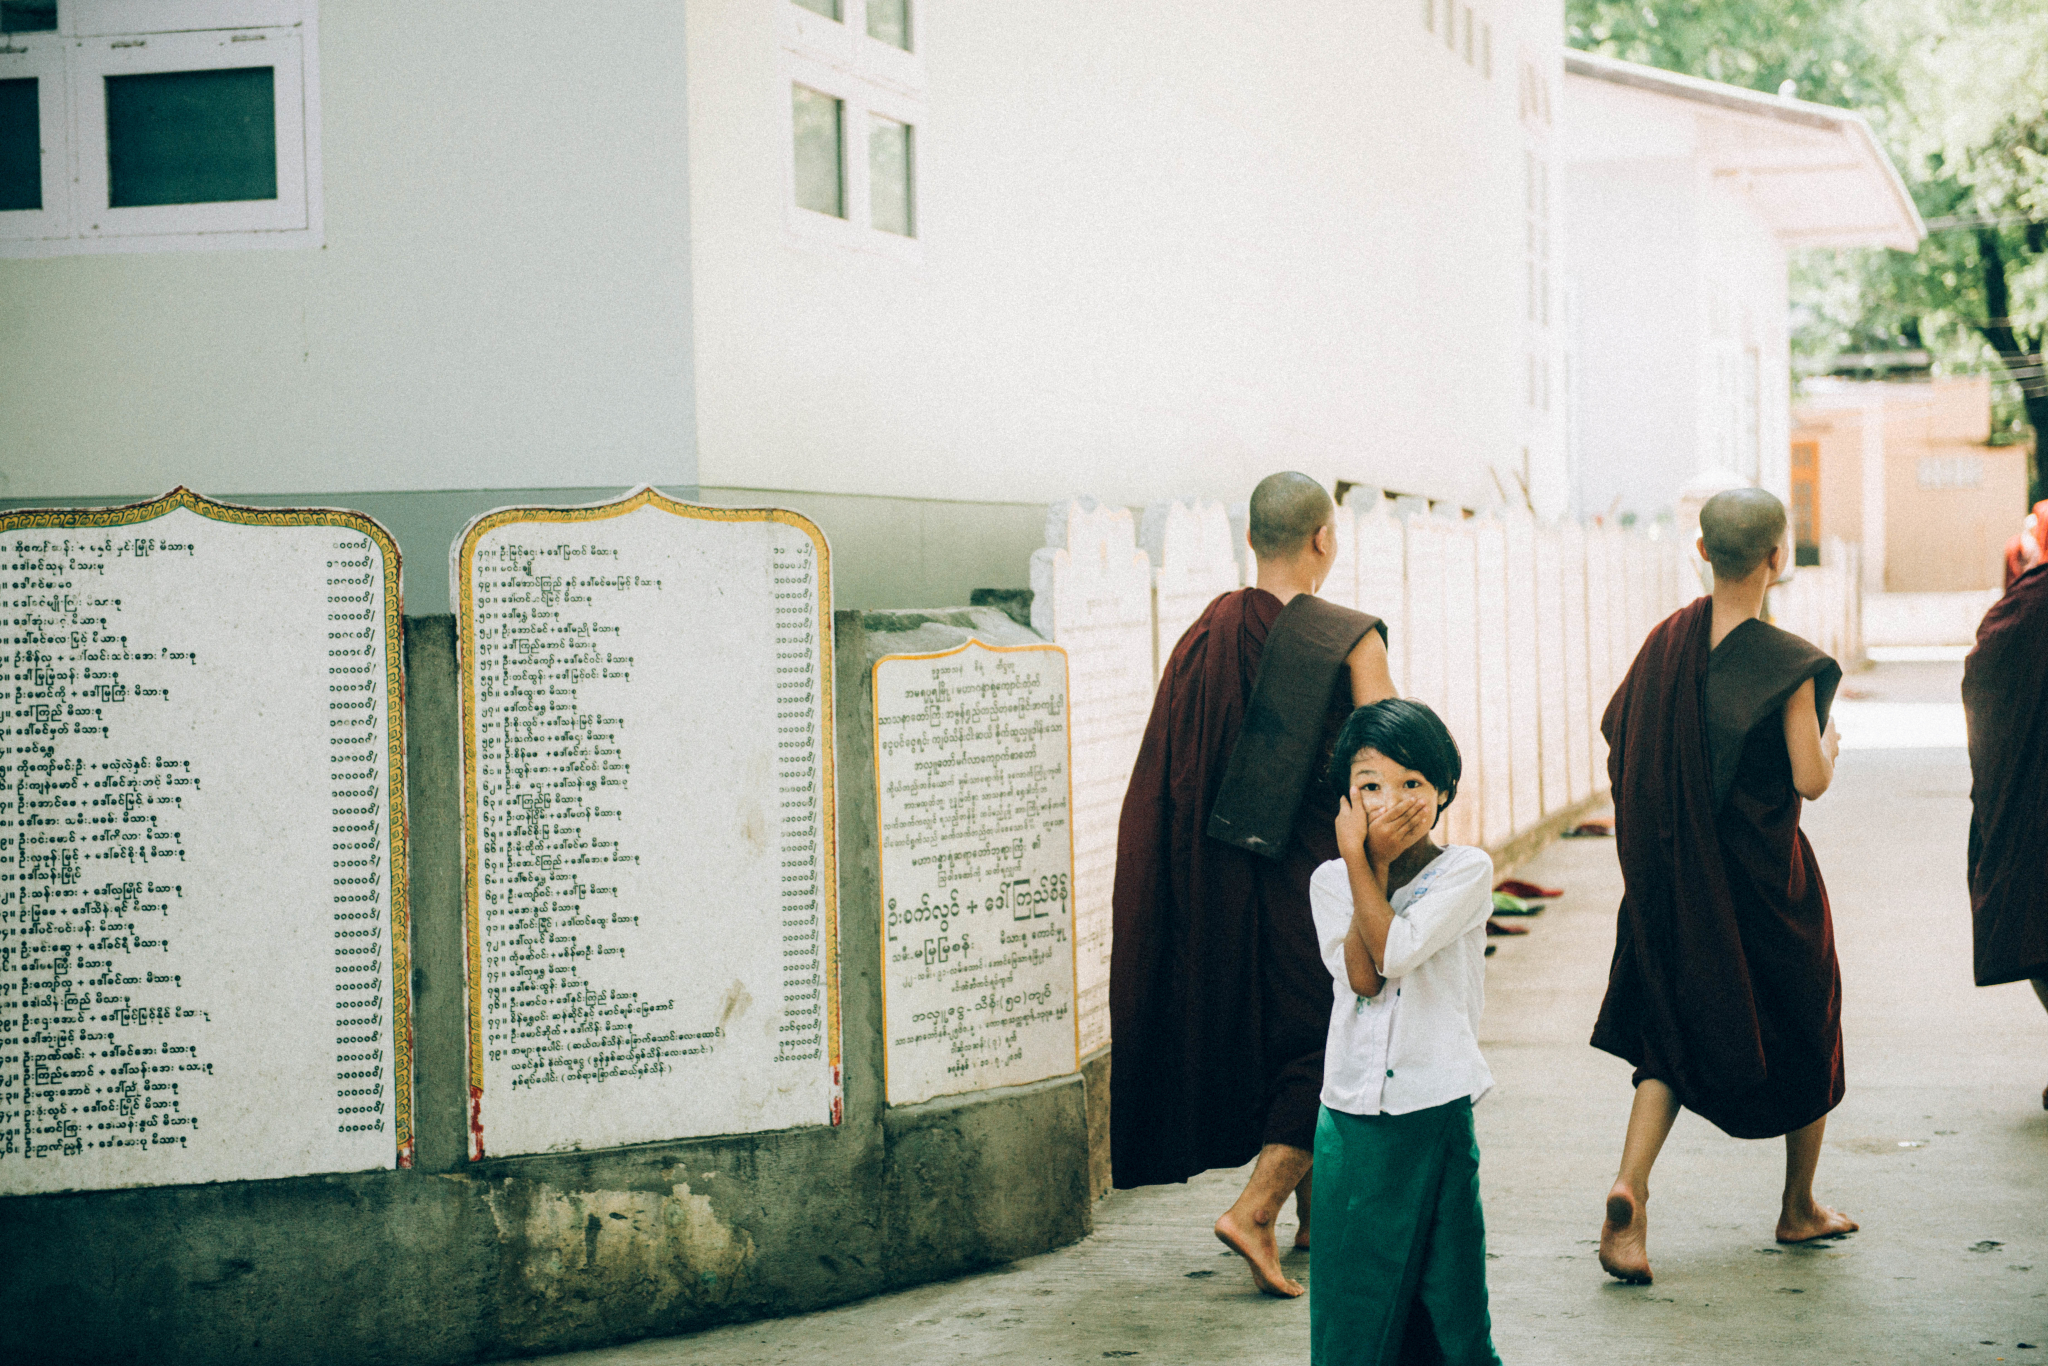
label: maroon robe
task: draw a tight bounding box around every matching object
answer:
[1963,562,2048,986]
[1109,588,1381,1188]
[1591,598,1846,1140]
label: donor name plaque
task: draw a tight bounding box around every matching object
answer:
[457,489,839,1158]
[0,490,411,1196]
[874,640,1078,1106]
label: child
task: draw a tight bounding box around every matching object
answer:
[1309,698,1502,1366]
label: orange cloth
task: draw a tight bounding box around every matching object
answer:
[2003,500,2048,591]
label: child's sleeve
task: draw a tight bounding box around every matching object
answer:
[1309,860,1354,986]
[1379,848,1495,978]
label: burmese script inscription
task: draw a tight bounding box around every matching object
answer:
[460,491,838,1157]
[874,641,1078,1106]
[0,493,409,1196]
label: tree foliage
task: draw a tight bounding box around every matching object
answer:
[1568,0,2048,493]
[1565,0,1901,118]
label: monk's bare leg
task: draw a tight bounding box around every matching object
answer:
[1215,1143,1311,1297]
[1776,1114,1858,1242]
[1291,1168,1312,1250]
[1600,1079,1678,1284]
[2035,980,2048,1109]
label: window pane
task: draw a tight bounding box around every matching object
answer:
[0,1,56,33]
[866,0,911,50]
[106,67,278,208]
[869,116,913,237]
[0,77,38,211]
[792,85,844,218]
[791,0,840,19]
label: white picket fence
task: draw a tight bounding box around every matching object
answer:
[1024,494,1861,1058]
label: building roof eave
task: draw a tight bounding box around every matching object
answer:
[1562,48,1926,252]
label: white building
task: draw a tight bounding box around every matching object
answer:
[1560,51,1923,524]
[3,0,1570,612]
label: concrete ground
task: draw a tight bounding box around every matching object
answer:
[532,662,2048,1365]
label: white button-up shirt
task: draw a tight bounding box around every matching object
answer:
[1311,844,1495,1117]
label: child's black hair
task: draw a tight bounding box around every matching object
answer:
[1326,698,1462,821]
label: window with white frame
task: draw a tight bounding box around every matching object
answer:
[867,113,912,236]
[0,0,319,257]
[792,83,844,218]
[864,0,909,51]
[783,0,923,247]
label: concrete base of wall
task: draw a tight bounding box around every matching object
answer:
[0,1074,1090,1366]
[1082,1047,1112,1201]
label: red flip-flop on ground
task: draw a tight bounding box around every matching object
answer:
[1496,878,1563,900]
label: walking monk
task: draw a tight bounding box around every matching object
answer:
[1111,471,1396,1297]
[1592,487,1857,1284]
[1962,546,2048,1108]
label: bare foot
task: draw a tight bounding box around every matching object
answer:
[1598,1184,1653,1284]
[1777,1203,1858,1243]
[1215,1207,1304,1297]
[1293,1228,1311,1252]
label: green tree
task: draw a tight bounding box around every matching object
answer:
[1565,0,1900,116]
[1569,0,2048,499]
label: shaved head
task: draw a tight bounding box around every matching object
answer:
[1698,487,1787,581]
[1247,472,1335,560]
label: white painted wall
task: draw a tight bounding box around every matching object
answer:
[0,2,698,500]
[685,0,1568,517]
[1565,156,1700,520]
[1564,77,1798,522]
[1698,181,1793,505]
[6,0,1568,528]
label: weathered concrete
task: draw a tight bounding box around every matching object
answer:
[1081,1046,1112,1201]
[406,615,470,1177]
[0,610,1092,1366]
[529,664,2048,1365]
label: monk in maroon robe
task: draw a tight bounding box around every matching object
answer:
[1111,472,1395,1298]
[1963,556,2048,1108]
[1592,488,1857,1285]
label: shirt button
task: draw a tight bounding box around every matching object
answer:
[1385,1069,1394,1078]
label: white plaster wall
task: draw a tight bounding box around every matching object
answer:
[0,3,697,500]
[1563,155,1701,521]
[684,0,1564,517]
[1564,77,1800,523]
[1698,177,1793,506]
